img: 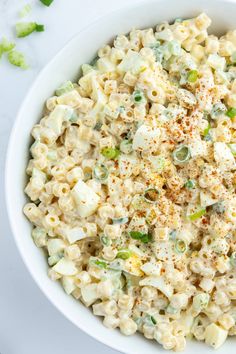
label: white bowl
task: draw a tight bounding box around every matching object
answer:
[5,0,236,353]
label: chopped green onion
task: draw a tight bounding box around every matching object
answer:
[93,259,108,269]
[144,188,160,203]
[16,22,45,38]
[0,37,15,53]
[211,103,227,119]
[129,231,152,243]
[100,235,111,246]
[93,164,109,181]
[112,217,129,225]
[40,0,54,6]
[101,147,120,159]
[7,50,28,69]
[192,293,210,311]
[226,107,236,118]
[120,139,133,154]
[203,122,211,137]
[175,239,187,254]
[144,315,157,326]
[35,24,45,32]
[132,90,145,104]
[228,143,236,156]
[55,81,74,96]
[184,179,196,189]
[151,316,157,325]
[188,208,206,221]
[19,4,32,18]
[117,249,131,260]
[173,145,191,164]
[175,18,183,23]
[187,70,198,83]
[230,252,236,267]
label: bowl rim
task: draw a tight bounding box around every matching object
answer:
[5,0,236,353]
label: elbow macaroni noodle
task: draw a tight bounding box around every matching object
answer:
[24,13,236,351]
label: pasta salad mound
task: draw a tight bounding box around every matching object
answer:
[24,13,236,351]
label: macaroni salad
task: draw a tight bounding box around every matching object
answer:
[24,13,236,351]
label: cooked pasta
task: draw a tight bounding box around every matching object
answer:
[24,13,236,351]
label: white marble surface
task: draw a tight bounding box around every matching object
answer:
[0,0,139,353]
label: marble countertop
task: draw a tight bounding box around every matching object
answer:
[0,0,139,353]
